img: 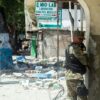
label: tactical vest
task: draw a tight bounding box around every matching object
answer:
[65,43,87,74]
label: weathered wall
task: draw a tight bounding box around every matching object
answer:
[81,0,100,99]
[88,35,100,100]
[84,0,100,35]
[26,0,34,6]
[38,30,71,58]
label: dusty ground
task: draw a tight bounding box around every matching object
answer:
[0,84,52,100]
[0,75,67,100]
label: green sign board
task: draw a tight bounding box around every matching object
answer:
[35,1,62,29]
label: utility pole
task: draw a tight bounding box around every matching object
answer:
[80,7,84,31]
[69,1,74,42]
[74,3,77,31]
[24,0,33,38]
[24,0,27,37]
[57,0,59,63]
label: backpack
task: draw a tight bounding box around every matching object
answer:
[65,43,86,74]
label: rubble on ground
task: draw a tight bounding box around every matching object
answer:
[0,56,67,100]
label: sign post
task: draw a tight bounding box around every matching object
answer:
[35,0,62,61]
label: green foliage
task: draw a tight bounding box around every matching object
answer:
[0,0,25,33]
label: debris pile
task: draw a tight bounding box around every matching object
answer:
[0,56,67,100]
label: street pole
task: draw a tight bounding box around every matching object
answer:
[42,31,44,59]
[57,0,59,63]
[74,3,77,31]
[69,1,74,42]
[80,6,84,31]
[24,0,28,38]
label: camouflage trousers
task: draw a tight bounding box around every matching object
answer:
[66,80,88,100]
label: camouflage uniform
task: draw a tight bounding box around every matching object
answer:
[65,42,88,100]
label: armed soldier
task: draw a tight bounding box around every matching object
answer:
[65,31,89,100]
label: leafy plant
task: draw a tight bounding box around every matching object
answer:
[0,0,25,33]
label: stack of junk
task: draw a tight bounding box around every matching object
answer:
[0,33,13,70]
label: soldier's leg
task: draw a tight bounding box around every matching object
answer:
[66,80,77,100]
[77,96,87,100]
[77,80,88,100]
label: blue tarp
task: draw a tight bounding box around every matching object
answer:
[32,73,52,79]
[16,55,26,62]
[32,70,56,79]
[0,48,13,69]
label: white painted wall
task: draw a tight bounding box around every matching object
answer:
[62,9,86,31]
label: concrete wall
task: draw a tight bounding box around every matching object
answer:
[84,0,100,35]
[38,30,71,58]
[26,0,34,6]
[88,35,100,100]
[79,0,100,99]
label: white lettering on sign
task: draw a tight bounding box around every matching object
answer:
[36,2,56,7]
[35,2,57,17]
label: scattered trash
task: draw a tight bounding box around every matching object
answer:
[13,56,30,71]
[14,63,28,71]
[52,83,65,100]
[45,70,57,78]
[16,55,26,63]
[0,56,67,100]
[13,73,23,77]
[35,66,43,71]
[20,79,30,89]
[32,73,52,79]
[59,77,65,81]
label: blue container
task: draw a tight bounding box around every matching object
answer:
[0,48,13,69]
